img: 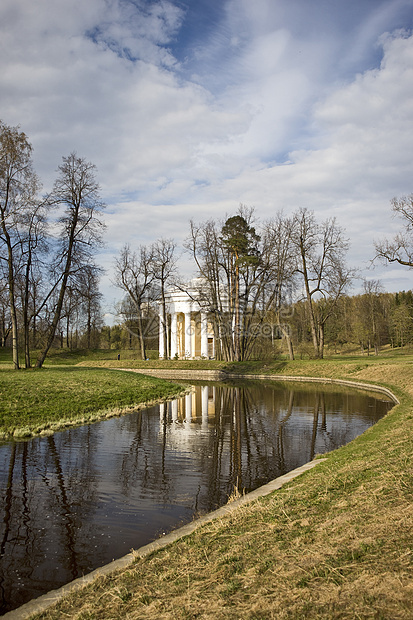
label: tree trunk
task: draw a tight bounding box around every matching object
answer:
[9,286,19,370]
[277,314,294,360]
[5,235,19,370]
[318,323,325,359]
[23,254,32,368]
[234,259,241,361]
[161,292,168,359]
[137,309,146,360]
[66,315,70,348]
[285,332,294,360]
[0,204,19,368]
[36,212,78,368]
[300,238,320,358]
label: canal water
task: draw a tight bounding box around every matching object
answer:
[0,379,394,614]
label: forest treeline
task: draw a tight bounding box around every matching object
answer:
[100,285,413,360]
[2,120,413,366]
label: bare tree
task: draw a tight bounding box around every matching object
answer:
[60,283,81,349]
[0,279,11,347]
[35,153,105,368]
[374,194,413,268]
[361,279,387,355]
[186,217,230,359]
[292,208,354,358]
[18,200,49,366]
[186,207,296,361]
[151,239,177,358]
[389,290,413,348]
[76,265,103,349]
[262,213,296,359]
[114,244,157,359]
[0,121,41,369]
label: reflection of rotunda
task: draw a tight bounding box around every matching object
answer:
[158,281,215,359]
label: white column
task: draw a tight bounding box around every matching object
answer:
[185,392,192,422]
[159,308,165,358]
[170,312,178,359]
[202,386,209,430]
[172,399,178,422]
[184,311,192,358]
[160,402,166,421]
[201,312,208,358]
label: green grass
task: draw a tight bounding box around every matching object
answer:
[0,347,161,367]
[0,366,183,439]
[74,352,413,400]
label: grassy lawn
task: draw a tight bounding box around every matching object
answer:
[20,353,412,619]
[72,346,413,379]
[0,347,162,368]
[0,365,184,439]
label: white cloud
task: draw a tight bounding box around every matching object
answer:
[1,0,413,309]
[0,0,253,196]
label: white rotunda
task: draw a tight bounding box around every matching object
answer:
[158,280,215,359]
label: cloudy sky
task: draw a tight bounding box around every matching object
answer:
[1,0,413,321]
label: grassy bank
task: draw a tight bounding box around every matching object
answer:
[0,366,184,439]
[27,356,413,619]
[74,348,413,376]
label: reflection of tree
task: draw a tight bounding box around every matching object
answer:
[47,436,78,581]
[278,390,295,471]
[41,427,104,572]
[310,394,321,460]
[200,384,300,506]
[0,442,16,611]
[118,406,178,507]
[0,425,107,613]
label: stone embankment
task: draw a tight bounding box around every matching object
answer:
[121,368,399,404]
[119,368,227,380]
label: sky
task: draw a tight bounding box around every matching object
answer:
[1,0,413,323]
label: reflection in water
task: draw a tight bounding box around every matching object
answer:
[0,381,393,614]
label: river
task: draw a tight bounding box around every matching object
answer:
[0,379,394,614]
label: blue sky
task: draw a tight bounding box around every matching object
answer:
[1,0,413,321]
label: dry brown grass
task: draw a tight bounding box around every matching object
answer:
[32,358,413,619]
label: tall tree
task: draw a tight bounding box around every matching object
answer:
[114,244,157,360]
[77,265,103,349]
[187,207,295,361]
[35,153,105,368]
[0,121,41,369]
[292,208,353,358]
[221,212,260,361]
[390,290,413,348]
[187,217,230,359]
[18,199,48,367]
[262,213,296,359]
[361,280,386,355]
[0,279,11,347]
[151,238,177,359]
[61,282,81,349]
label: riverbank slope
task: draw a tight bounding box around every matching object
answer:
[29,357,412,619]
[0,366,184,439]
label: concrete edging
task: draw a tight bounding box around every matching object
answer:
[118,368,227,380]
[122,368,400,405]
[3,459,327,619]
[227,373,400,404]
